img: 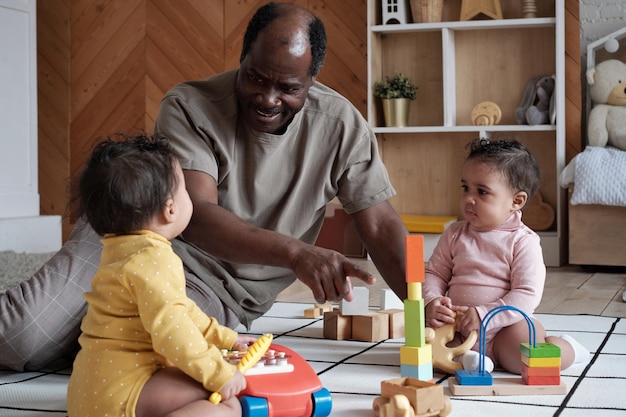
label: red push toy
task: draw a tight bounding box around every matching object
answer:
[221,337,332,417]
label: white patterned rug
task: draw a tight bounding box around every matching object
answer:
[1,301,624,417]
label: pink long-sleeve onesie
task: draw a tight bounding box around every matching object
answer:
[423,211,546,359]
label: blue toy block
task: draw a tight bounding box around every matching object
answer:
[455,370,493,386]
[400,363,433,381]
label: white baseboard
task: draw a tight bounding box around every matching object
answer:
[0,215,62,253]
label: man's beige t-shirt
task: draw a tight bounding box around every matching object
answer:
[155,69,395,327]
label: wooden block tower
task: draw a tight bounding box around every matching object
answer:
[400,235,433,381]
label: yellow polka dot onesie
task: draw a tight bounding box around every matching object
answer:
[67,231,238,417]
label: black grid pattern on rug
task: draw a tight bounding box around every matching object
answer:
[1,302,624,417]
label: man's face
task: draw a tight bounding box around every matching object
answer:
[236,27,316,134]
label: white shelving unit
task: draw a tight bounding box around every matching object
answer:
[367,0,565,266]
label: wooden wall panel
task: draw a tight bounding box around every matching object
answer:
[310,0,367,114]
[38,0,370,238]
[564,0,581,163]
[40,0,578,241]
[37,0,71,239]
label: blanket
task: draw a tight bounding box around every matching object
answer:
[561,146,626,206]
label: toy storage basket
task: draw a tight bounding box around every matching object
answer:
[410,0,443,23]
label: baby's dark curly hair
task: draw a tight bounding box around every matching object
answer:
[74,133,179,236]
[466,138,541,198]
[240,2,327,76]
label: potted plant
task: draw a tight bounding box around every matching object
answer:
[374,73,417,127]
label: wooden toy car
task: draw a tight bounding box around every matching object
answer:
[373,377,451,417]
[224,344,332,417]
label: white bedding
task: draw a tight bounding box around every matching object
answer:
[560,146,626,206]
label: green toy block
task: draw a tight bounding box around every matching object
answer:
[404,298,425,347]
[520,343,561,358]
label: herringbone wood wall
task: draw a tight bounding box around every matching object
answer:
[37,0,367,239]
[37,0,579,241]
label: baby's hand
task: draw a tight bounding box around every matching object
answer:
[425,297,455,328]
[216,370,246,400]
[453,306,481,337]
[232,335,257,352]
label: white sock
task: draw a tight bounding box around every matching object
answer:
[461,350,494,373]
[560,334,591,364]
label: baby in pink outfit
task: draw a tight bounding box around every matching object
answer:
[424,138,589,374]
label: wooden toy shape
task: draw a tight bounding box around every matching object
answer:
[399,214,457,234]
[448,377,567,396]
[304,307,322,318]
[400,345,433,367]
[323,309,352,340]
[407,282,422,301]
[374,394,415,417]
[304,302,333,318]
[404,298,425,347]
[521,356,561,368]
[380,309,405,339]
[374,377,452,417]
[382,0,410,25]
[381,288,404,310]
[520,342,561,358]
[400,363,433,382]
[424,315,478,374]
[352,312,390,342]
[340,286,369,315]
[450,306,568,396]
[460,0,503,21]
[471,101,502,126]
[405,235,425,283]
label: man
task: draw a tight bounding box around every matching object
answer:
[0,1,408,371]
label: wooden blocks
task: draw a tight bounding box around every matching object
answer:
[401,235,433,381]
[323,308,404,342]
[380,288,404,310]
[340,286,370,315]
[405,235,424,283]
[403,298,425,347]
[380,309,404,339]
[353,313,389,342]
[399,214,457,234]
[304,302,333,318]
[450,309,567,396]
[323,309,352,340]
[322,287,405,342]
[521,343,561,386]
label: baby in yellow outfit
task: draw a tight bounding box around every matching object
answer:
[67,134,256,417]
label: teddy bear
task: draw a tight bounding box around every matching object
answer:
[587,59,626,151]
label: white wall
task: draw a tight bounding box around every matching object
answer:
[580,0,626,57]
[0,0,61,253]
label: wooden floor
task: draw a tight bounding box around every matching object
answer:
[277,260,626,317]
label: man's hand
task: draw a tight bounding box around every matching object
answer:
[291,245,375,304]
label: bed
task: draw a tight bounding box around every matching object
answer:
[560,146,626,267]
